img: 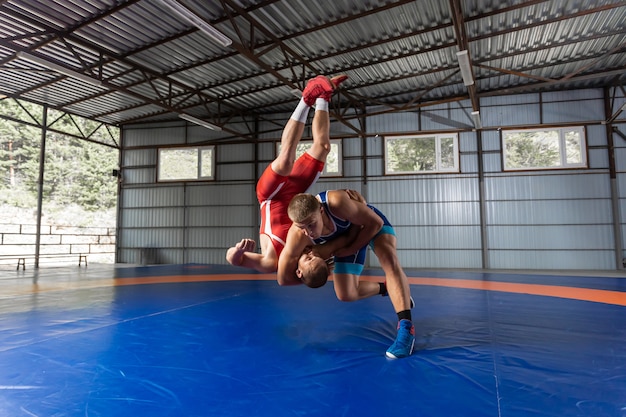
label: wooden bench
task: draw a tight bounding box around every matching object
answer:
[1,254,88,270]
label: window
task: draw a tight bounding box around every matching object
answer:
[502,127,587,171]
[277,139,342,176]
[157,146,215,181]
[384,134,459,174]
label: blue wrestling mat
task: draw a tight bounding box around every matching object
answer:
[0,264,624,416]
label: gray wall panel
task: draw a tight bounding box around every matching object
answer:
[118,228,183,248]
[483,102,540,127]
[187,206,254,227]
[586,124,607,147]
[124,125,186,147]
[487,225,614,250]
[123,149,156,166]
[366,135,383,157]
[370,249,483,269]
[257,142,274,162]
[484,174,611,200]
[342,137,363,157]
[588,148,609,169]
[187,227,255,248]
[482,153,502,173]
[488,250,614,270]
[459,131,477,152]
[364,159,382,177]
[186,183,256,206]
[218,163,255,181]
[373,202,480,227]
[117,87,625,270]
[481,93,540,107]
[460,154,478,173]
[368,112,418,134]
[120,208,184,228]
[219,143,254,163]
[344,159,363,177]
[123,168,155,184]
[121,187,184,208]
[614,150,626,171]
[394,225,482,249]
[481,131,501,152]
[367,177,479,203]
[485,200,612,225]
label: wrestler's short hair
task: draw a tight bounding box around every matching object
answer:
[288,193,320,223]
[300,260,330,288]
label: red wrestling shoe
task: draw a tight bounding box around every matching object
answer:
[302,75,334,106]
[330,74,348,89]
[318,74,348,102]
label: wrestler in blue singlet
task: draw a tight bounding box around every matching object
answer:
[312,190,396,276]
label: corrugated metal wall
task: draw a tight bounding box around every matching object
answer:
[117,88,626,271]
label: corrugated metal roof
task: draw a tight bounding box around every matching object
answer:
[0,0,624,141]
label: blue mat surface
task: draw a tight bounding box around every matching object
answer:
[0,269,625,416]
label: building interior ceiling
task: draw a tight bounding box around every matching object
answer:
[0,0,625,142]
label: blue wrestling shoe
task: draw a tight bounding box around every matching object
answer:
[385,319,415,359]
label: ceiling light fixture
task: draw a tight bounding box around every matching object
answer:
[158,0,232,47]
[16,51,102,87]
[471,111,482,129]
[179,113,222,131]
[456,50,474,86]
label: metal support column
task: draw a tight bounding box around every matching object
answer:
[34,105,48,268]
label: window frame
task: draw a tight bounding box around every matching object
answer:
[501,126,587,171]
[384,133,460,175]
[157,145,215,182]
